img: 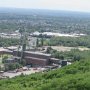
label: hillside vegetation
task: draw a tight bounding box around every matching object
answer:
[0,59,90,90]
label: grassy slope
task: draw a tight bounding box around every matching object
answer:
[0,60,90,90]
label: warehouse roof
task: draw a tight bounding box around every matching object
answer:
[0,47,12,53]
[25,51,51,57]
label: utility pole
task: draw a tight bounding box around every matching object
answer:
[19,27,27,63]
[41,34,44,47]
[36,38,39,47]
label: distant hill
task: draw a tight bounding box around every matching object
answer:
[0,59,90,90]
[0,7,90,17]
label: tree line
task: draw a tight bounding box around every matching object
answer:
[0,37,20,47]
[47,36,90,48]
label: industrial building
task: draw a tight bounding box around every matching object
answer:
[0,48,62,67]
[13,50,51,66]
[0,47,71,70]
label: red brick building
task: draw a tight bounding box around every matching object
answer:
[13,50,51,66]
[0,49,60,67]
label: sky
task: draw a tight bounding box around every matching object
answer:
[0,0,90,12]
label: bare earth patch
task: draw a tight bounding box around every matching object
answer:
[51,46,90,52]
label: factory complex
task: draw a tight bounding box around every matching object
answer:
[0,47,61,67]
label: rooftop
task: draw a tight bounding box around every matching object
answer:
[50,58,60,61]
[25,51,51,57]
[0,47,12,53]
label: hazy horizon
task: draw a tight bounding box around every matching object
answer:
[0,0,90,13]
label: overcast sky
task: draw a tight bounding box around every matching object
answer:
[0,0,90,12]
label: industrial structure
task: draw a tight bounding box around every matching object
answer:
[0,49,61,67]
[0,28,69,68]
